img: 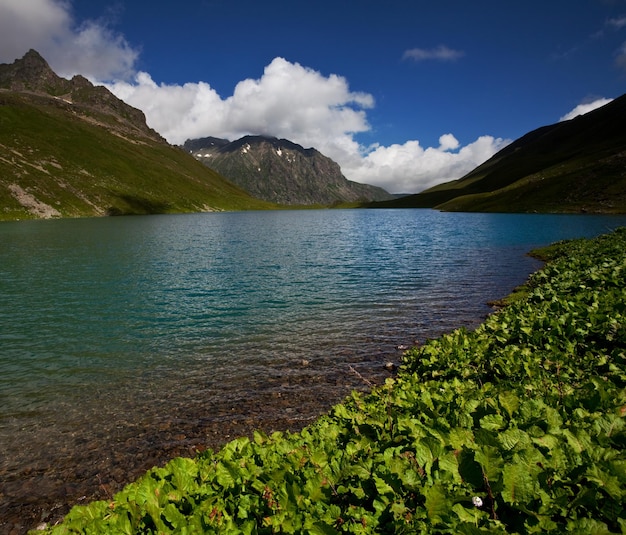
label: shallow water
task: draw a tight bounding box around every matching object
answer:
[2,208,626,533]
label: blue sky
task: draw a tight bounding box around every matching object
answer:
[1,0,625,193]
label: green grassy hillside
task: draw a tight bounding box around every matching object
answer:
[369,94,626,213]
[0,91,274,220]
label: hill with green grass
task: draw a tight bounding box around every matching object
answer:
[0,50,274,220]
[369,94,626,213]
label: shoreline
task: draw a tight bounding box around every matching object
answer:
[3,222,608,534]
[1,259,534,534]
[3,300,509,534]
[2,350,401,534]
[31,228,626,533]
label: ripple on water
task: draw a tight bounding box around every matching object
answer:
[3,209,626,533]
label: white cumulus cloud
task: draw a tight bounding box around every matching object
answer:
[106,59,505,193]
[559,97,614,121]
[0,0,504,194]
[342,135,508,193]
[107,58,373,146]
[0,0,138,81]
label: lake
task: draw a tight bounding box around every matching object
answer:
[2,208,626,531]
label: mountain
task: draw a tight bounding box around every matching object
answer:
[0,49,164,143]
[0,50,273,220]
[184,135,393,205]
[370,94,626,213]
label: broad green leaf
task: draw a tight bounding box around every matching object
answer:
[414,436,444,472]
[109,512,134,535]
[424,483,448,520]
[168,456,198,493]
[163,502,186,528]
[502,463,537,504]
[531,433,560,452]
[458,450,484,488]
[566,517,612,534]
[498,428,525,451]
[585,465,623,500]
[475,446,504,482]
[562,428,592,454]
[438,450,462,484]
[452,502,482,523]
[304,473,326,502]
[373,475,395,495]
[398,467,423,488]
[332,403,351,420]
[449,427,474,450]
[498,391,520,417]
[608,459,626,483]
[309,521,341,535]
[344,463,371,480]
[480,413,505,431]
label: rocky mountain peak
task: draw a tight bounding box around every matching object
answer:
[184,135,392,205]
[70,74,93,90]
[226,135,319,158]
[0,50,163,142]
[182,136,230,153]
[0,49,64,93]
[16,48,50,72]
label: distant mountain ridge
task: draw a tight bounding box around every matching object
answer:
[184,135,393,205]
[0,50,272,220]
[371,94,626,213]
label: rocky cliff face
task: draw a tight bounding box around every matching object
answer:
[184,135,392,205]
[0,49,163,142]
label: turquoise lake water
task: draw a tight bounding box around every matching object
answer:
[2,208,626,527]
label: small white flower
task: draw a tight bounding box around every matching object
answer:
[472,496,483,507]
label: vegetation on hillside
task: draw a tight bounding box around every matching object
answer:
[0,92,274,220]
[35,228,626,534]
[368,94,626,213]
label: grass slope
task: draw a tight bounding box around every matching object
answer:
[369,94,626,213]
[36,228,626,534]
[0,92,274,220]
